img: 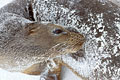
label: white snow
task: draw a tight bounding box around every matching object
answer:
[0,0,13,8]
[0,68,40,80]
[61,66,82,80]
[0,67,83,80]
[62,55,92,78]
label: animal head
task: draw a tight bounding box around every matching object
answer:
[0,22,85,71]
[21,23,85,58]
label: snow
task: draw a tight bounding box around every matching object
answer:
[0,68,40,80]
[109,0,120,7]
[62,55,92,78]
[0,0,13,8]
[61,66,82,80]
[0,0,120,80]
[0,67,83,80]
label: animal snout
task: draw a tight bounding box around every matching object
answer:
[76,34,86,43]
[80,35,86,42]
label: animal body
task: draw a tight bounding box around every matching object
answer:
[0,0,85,80]
[0,22,85,71]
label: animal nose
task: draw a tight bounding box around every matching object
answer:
[79,34,86,42]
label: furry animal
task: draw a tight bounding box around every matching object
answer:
[0,0,85,80]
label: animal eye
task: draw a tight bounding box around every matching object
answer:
[53,29,63,34]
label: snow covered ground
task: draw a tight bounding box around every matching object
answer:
[0,67,82,80]
[0,0,13,8]
[61,66,82,80]
[0,68,40,80]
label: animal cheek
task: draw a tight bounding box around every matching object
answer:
[55,35,68,42]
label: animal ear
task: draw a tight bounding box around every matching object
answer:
[24,22,39,35]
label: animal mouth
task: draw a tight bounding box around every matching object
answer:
[41,42,84,59]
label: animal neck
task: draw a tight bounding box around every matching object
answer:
[0,40,49,72]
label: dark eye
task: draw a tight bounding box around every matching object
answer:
[53,29,63,34]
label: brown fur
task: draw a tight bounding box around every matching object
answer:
[0,22,85,79]
[22,23,85,79]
